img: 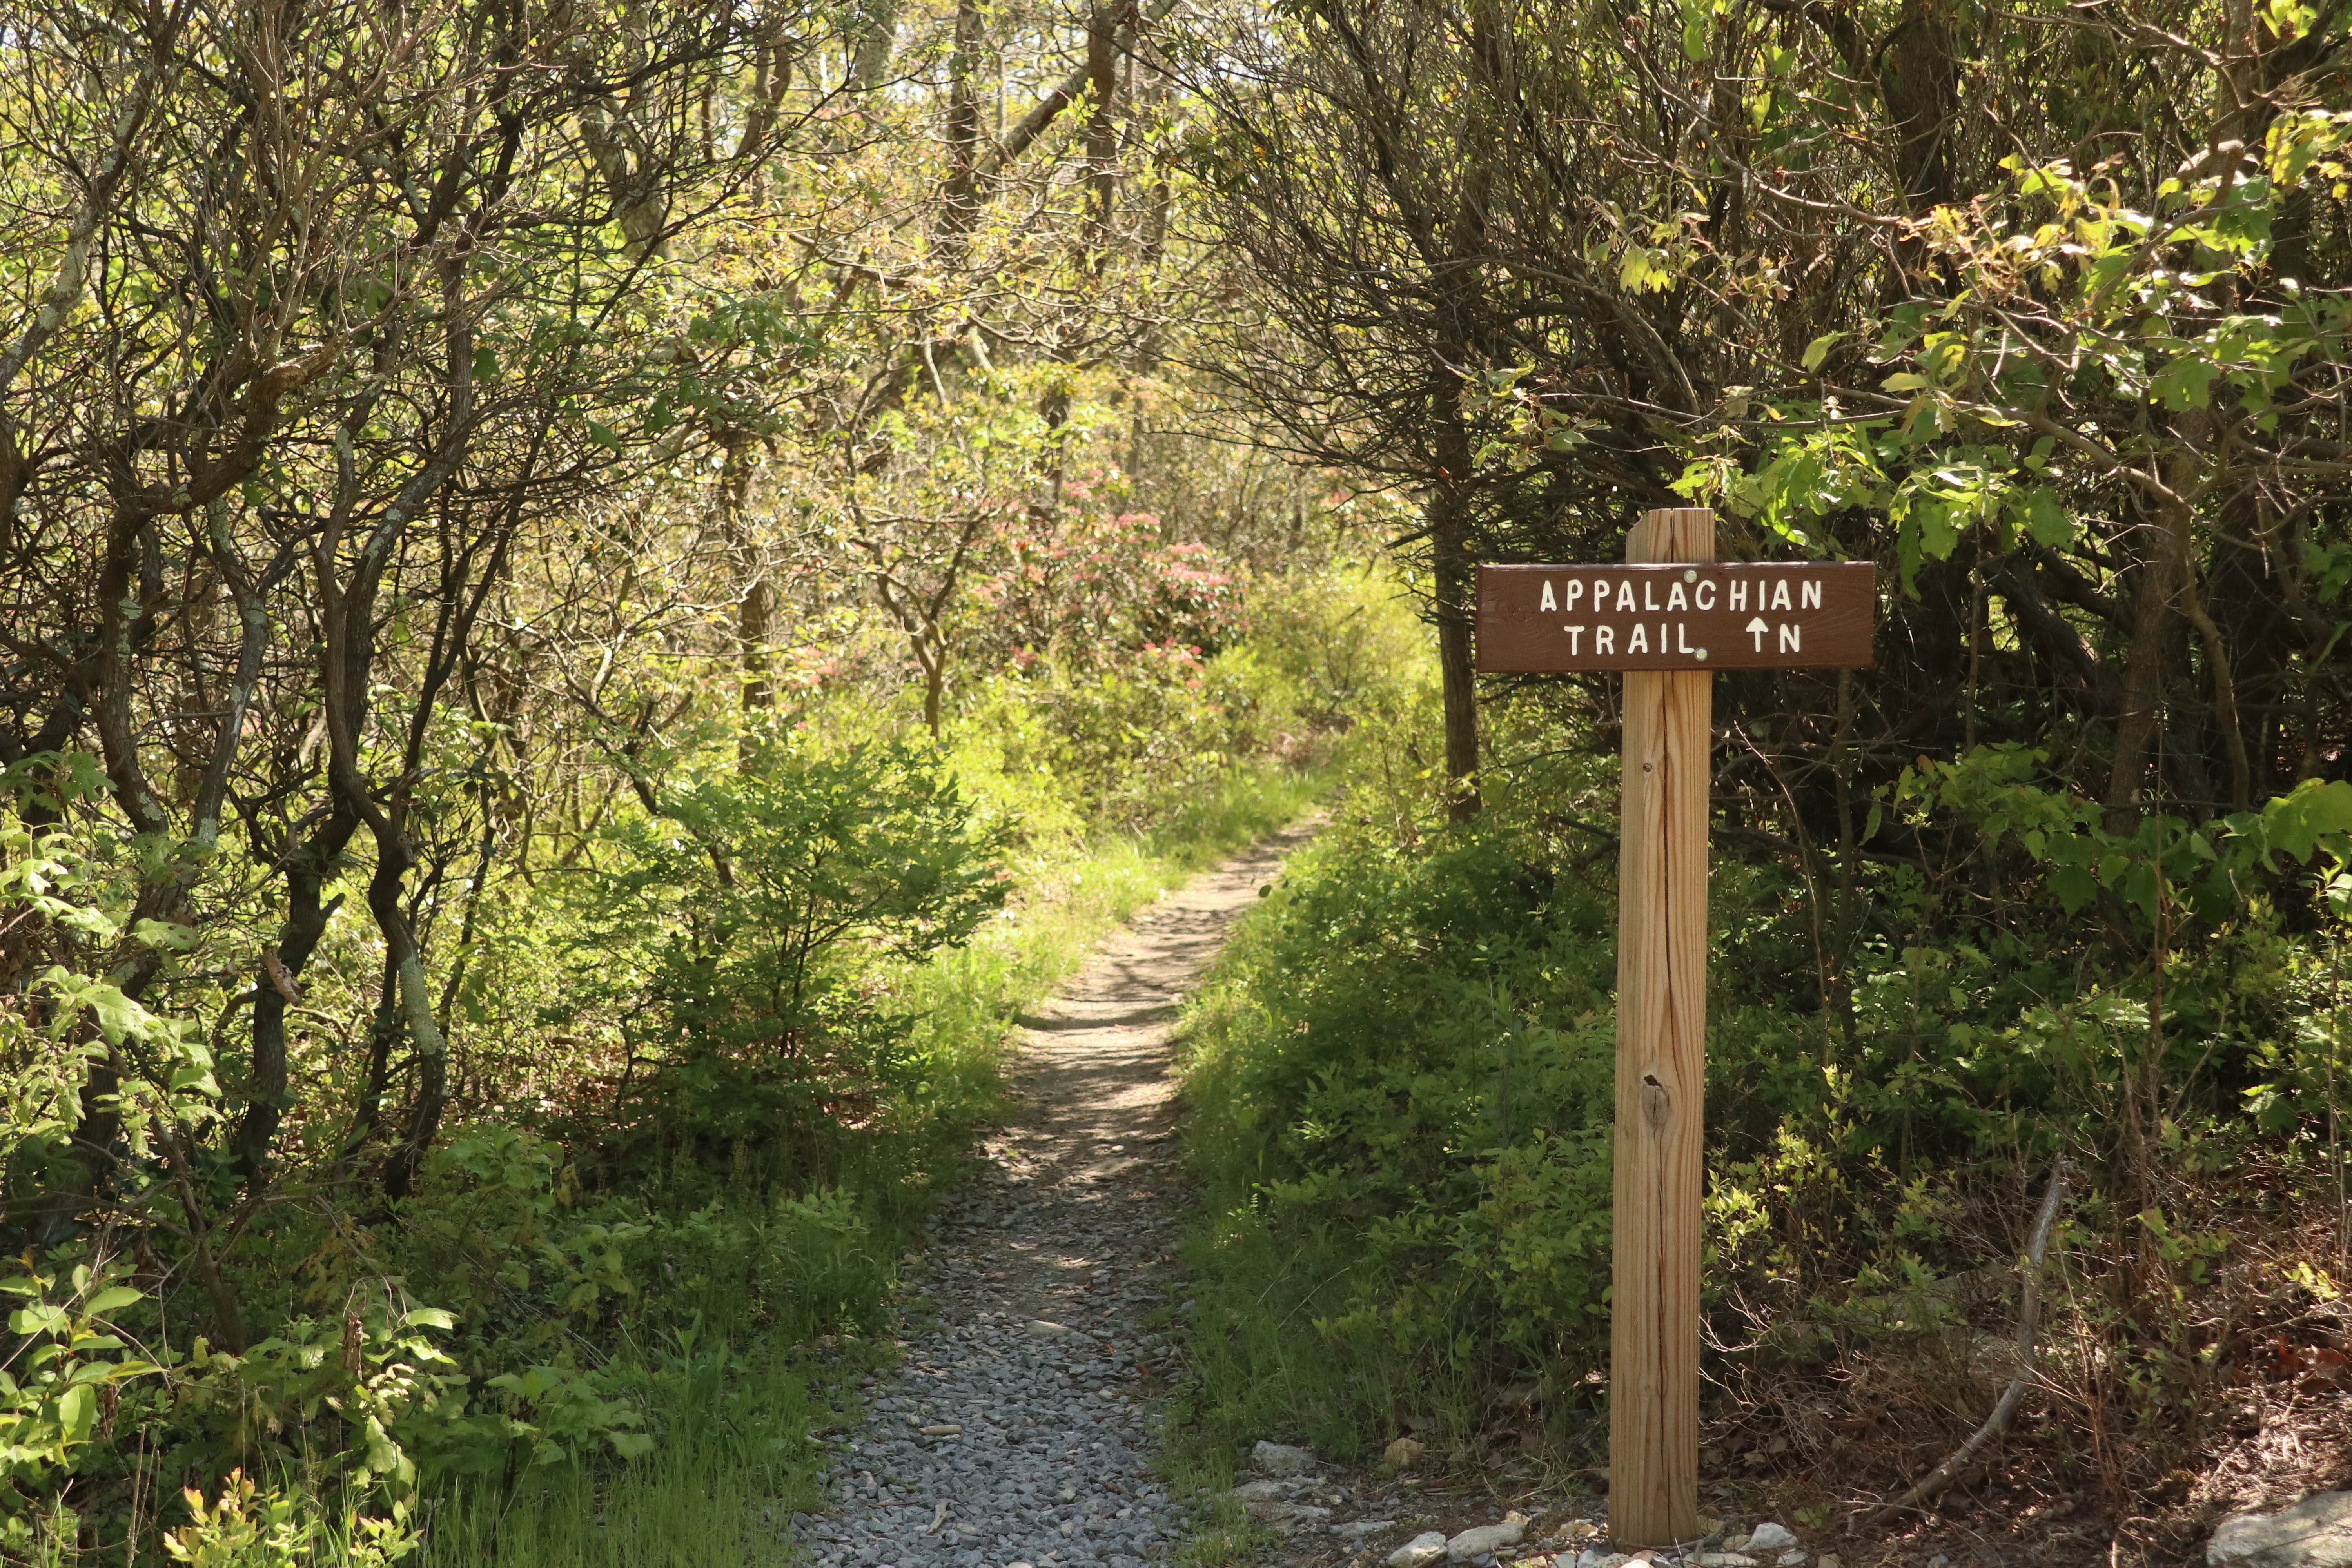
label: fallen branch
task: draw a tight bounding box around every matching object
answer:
[1863,1158,2072,1527]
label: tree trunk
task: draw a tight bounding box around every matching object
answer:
[941,0,984,240]
[1425,352,1482,819]
[715,433,774,711]
[2105,454,2205,831]
[1428,481,1481,820]
[2105,541,2178,833]
[1082,4,1120,260]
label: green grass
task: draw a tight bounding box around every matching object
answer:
[416,1338,846,1568]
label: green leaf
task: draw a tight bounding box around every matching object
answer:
[608,1430,657,1460]
[2149,354,2220,410]
[2022,486,2074,546]
[84,1287,143,1316]
[2261,779,2352,861]
[56,1384,93,1443]
[2051,863,2097,914]
[404,1307,457,1330]
[131,919,196,951]
[1801,332,1844,372]
[10,1306,67,1337]
[586,419,622,452]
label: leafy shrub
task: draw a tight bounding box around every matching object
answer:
[559,729,1007,1180]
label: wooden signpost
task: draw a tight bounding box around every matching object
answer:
[1475,508,1878,1550]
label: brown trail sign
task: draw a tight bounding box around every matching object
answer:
[1475,508,1877,1550]
[1476,561,1877,672]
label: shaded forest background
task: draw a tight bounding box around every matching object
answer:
[0,0,2347,1561]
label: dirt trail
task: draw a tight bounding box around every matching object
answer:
[793,820,1317,1568]
[977,815,1320,1306]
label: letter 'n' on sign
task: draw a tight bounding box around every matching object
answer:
[1471,510,1877,1552]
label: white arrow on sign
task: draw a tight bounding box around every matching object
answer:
[1745,616,1769,651]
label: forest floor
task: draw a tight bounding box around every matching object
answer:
[787,818,1324,1568]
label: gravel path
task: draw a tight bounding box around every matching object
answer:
[792,821,1319,1568]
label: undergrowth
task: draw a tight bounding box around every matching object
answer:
[0,561,1412,1563]
[1168,684,2352,1561]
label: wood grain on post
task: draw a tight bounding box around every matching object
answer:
[1608,506,1713,1548]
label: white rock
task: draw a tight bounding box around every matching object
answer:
[1229,1480,1289,1504]
[1025,1319,1071,1338]
[1252,1439,1319,1476]
[1697,1555,1760,1567]
[1778,1553,1808,1566]
[1336,1521,1399,1540]
[1568,1553,1631,1568]
[1446,1518,1526,1560]
[1389,1530,1450,1567]
[2211,1493,2352,1566]
[1745,1524,1800,1554]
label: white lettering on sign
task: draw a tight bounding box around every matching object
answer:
[1745,616,1768,651]
[1629,624,1650,654]
[1566,626,1584,654]
[1731,580,1748,612]
[1695,579,1716,610]
[1666,582,1688,611]
[1566,580,1583,611]
[1596,626,1616,656]
[1771,580,1792,611]
[1541,580,1557,612]
[1801,579,1822,609]
[1779,622,1801,653]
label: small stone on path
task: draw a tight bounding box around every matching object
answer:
[2210,1492,2352,1567]
[1391,1530,1450,1568]
[1252,1439,1319,1476]
[1447,1515,1526,1560]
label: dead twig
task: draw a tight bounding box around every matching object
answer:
[1864,1158,2073,1526]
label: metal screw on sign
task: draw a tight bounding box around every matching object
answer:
[1474,507,1878,1550]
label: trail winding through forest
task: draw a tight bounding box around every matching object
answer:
[791,820,1320,1568]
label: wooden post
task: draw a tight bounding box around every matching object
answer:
[1474,511,1875,1547]
[1608,506,1715,1548]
